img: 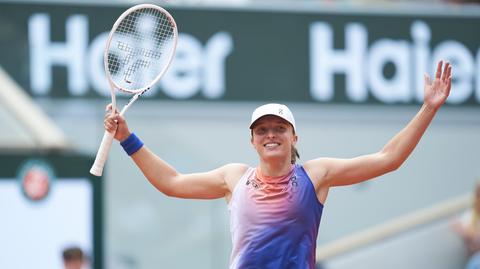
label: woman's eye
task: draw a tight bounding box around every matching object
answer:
[256,128,266,135]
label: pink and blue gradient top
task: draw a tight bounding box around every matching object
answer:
[228,164,324,269]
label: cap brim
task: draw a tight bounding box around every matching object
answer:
[249,114,294,130]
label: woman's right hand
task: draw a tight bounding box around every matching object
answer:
[104,104,131,142]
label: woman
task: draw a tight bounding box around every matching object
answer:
[105,60,452,268]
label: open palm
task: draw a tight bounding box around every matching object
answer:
[424,61,452,110]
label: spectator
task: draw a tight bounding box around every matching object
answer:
[452,182,480,269]
[62,246,87,269]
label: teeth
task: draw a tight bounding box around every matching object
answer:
[265,143,279,148]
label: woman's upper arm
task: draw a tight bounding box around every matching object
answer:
[304,152,395,188]
[167,163,248,199]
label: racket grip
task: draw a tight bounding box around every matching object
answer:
[90,131,115,177]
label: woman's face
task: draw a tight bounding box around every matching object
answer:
[250,115,297,162]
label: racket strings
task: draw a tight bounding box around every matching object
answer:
[107,7,176,92]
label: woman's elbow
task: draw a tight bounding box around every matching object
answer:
[387,161,402,172]
[161,186,177,197]
[379,152,403,173]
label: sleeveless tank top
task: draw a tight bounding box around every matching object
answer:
[228,164,324,269]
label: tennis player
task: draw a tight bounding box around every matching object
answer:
[104,60,452,268]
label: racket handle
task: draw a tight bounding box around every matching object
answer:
[90,131,115,177]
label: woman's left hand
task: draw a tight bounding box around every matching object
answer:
[424,60,452,110]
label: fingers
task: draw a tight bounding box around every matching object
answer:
[424,73,431,86]
[104,110,118,121]
[447,65,452,93]
[441,62,450,82]
[446,75,452,96]
[105,103,114,116]
[104,103,120,121]
[103,104,130,141]
[115,114,126,125]
[105,103,119,115]
[441,62,447,81]
[435,60,443,79]
[104,114,118,133]
[443,62,452,96]
[446,65,452,82]
[104,111,124,131]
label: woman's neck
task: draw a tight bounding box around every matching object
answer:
[258,159,293,178]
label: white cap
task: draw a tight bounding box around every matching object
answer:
[249,103,296,131]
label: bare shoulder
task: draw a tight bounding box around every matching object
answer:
[221,163,249,203]
[302,158,329,187]
[302,158,331,204]
[221,163,249,187]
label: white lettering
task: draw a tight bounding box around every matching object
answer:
[203,32,233,99]
[310,22,367,102]
[368,39,410,103]
[26,14,478,105]
[88,32,109,96]
[160,32,233,99]
[29,14,88,96]
[161,33,202,99]
[411,21,431,102]
[28,14,232,100]
[309,20,478,105]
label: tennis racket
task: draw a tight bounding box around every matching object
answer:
[90,4,178,177]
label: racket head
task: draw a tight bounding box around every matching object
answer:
[104,4,178,94]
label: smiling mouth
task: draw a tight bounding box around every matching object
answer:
[264,143,280,148]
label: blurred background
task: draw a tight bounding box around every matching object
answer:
[0,0,479,268]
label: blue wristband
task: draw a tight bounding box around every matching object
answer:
[120,133,144,156]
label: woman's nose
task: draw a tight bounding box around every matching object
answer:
[266,129,276,138]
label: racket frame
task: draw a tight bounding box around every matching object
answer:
[90,4,178,177]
